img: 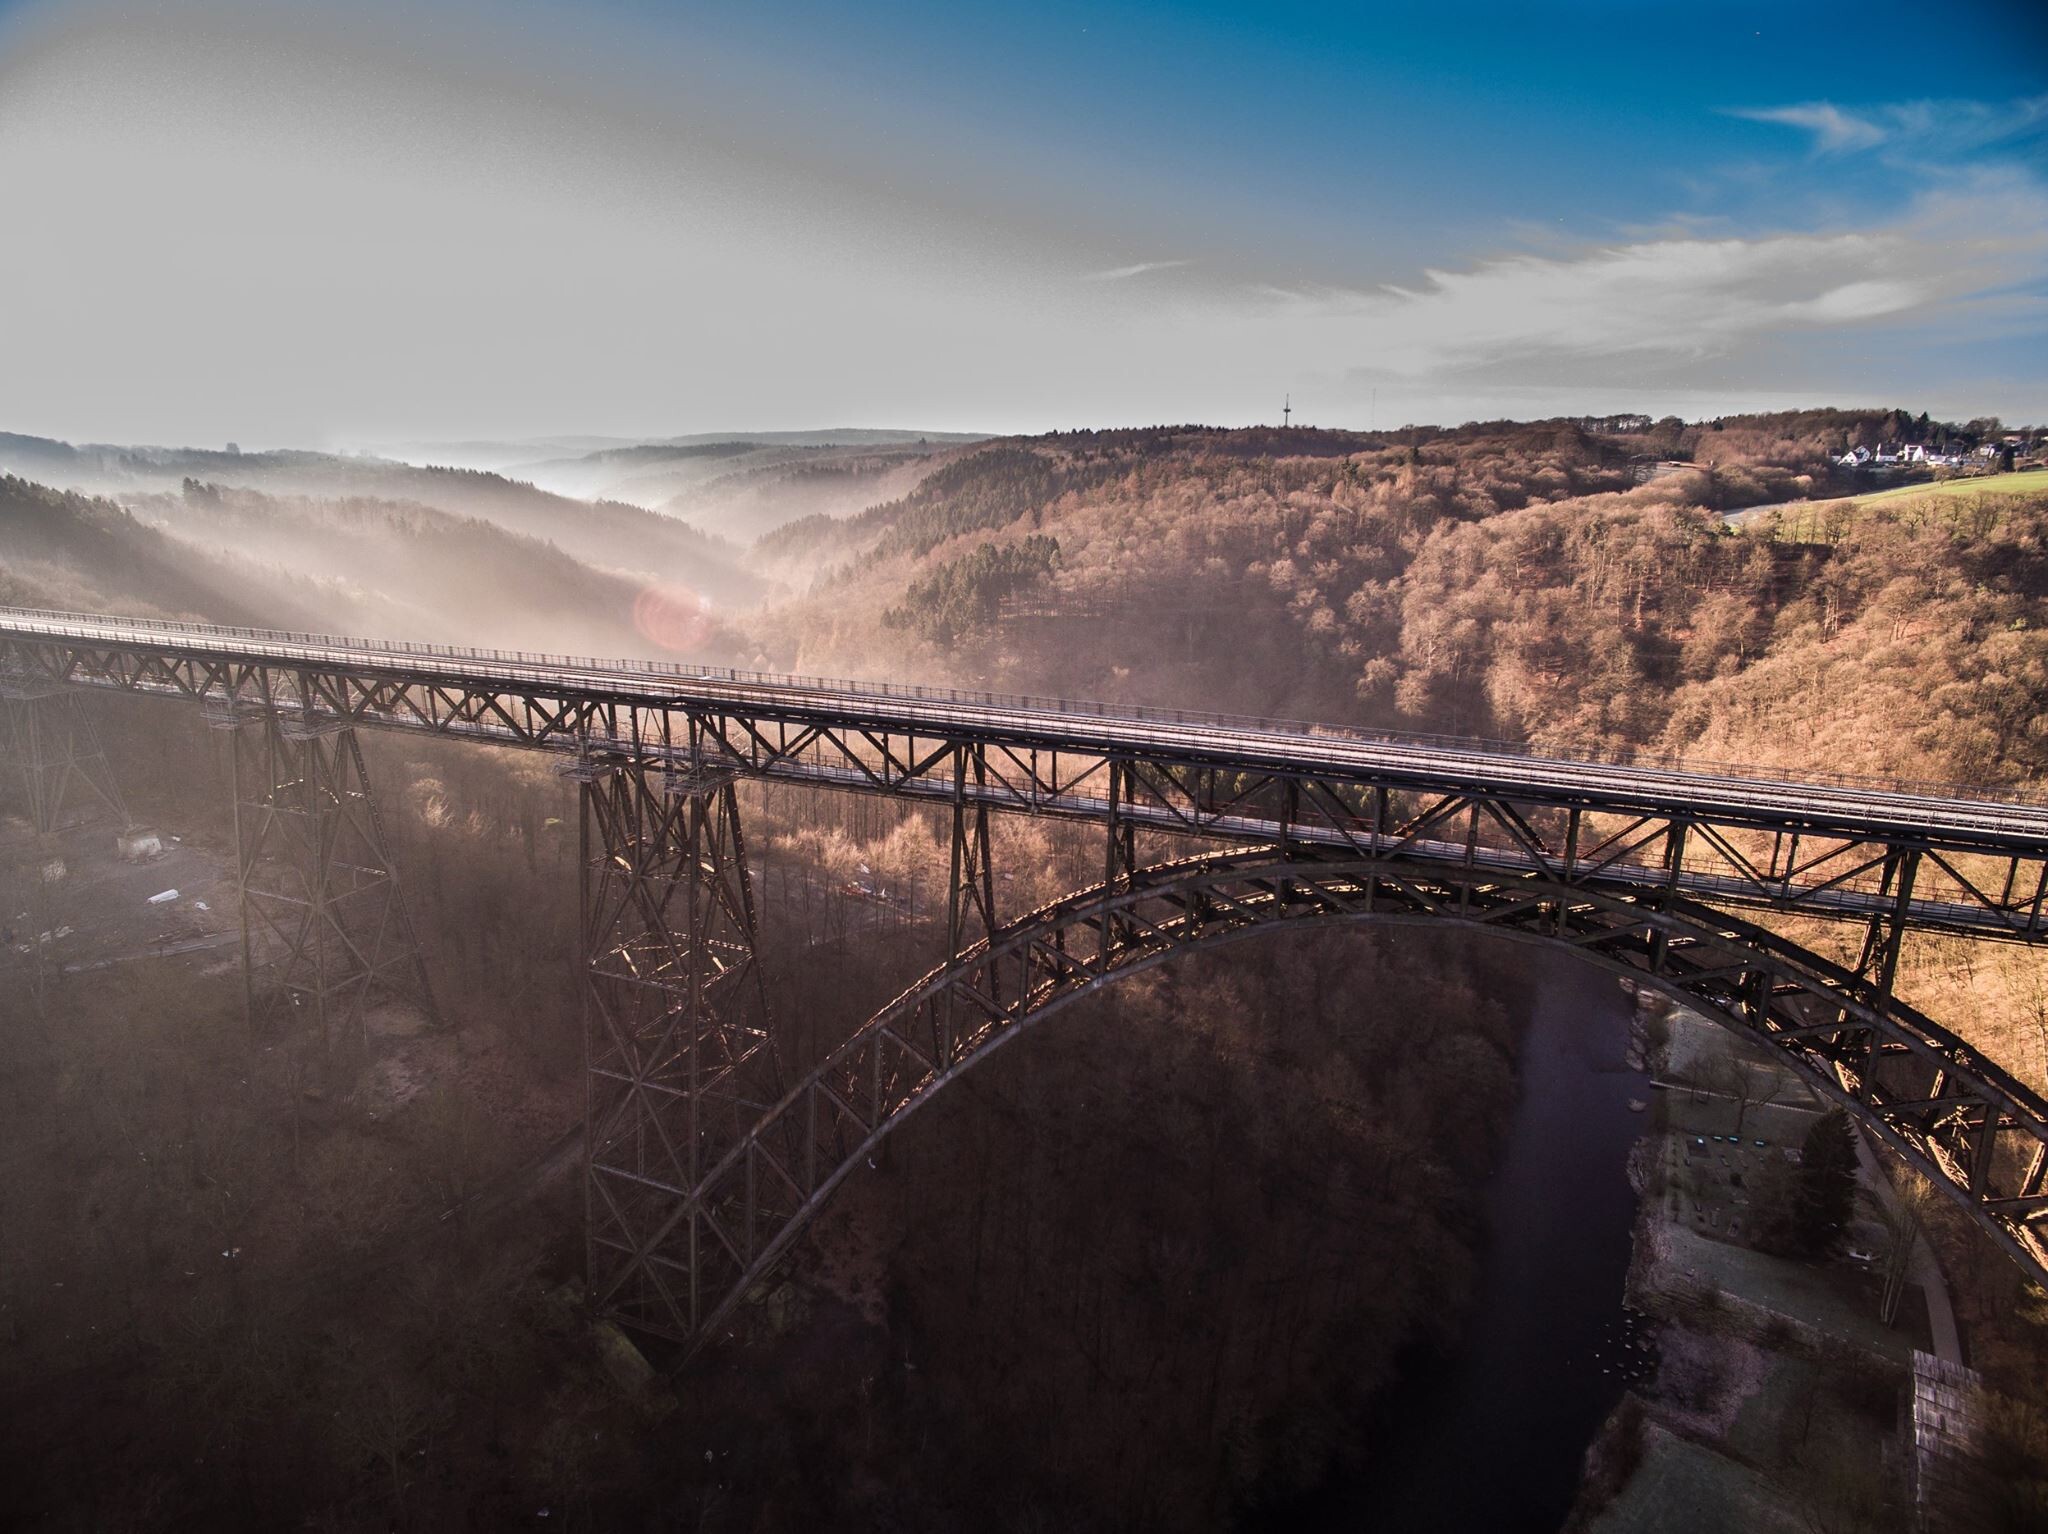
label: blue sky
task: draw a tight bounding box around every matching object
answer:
[640,1,2045,264]
[1,0,2044,443]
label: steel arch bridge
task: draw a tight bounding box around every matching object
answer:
[653,846,2048,1346]
[3,605,2048,1352]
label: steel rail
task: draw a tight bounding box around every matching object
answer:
[10,658,2028,933]
[5,605,2047,851]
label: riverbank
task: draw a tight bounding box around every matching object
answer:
[1566,995,1940,1534]
[1275,950,1649,1533]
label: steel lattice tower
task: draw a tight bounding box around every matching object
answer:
[0,679,129,834]
[224,707,438,1047]
[579,753,784,1340]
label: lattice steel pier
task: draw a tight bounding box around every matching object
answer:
[577,750,783,1340]
[0,673,128,834]
[212,695,438,1047]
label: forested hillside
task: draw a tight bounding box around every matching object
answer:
[756,415,2048,790]
[0,475,332,627]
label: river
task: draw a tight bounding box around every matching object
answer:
[1263,946,1653,1533]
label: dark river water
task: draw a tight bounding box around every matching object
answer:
[1264,948,1653,1533]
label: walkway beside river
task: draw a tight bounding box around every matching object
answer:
[1574,1004,1947,1534]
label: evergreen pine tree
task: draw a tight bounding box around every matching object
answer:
[1795,1108,1860,1256]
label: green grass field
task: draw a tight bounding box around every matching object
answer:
[1728,468,2048,531]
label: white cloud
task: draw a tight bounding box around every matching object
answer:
[1727,94,2048,157]
[1730,102,1887,153]
[1228,176,2048,382]
[1084,259,1192,281]
[2,3,2042,439]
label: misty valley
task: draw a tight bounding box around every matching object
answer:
[4,410,2048,1531]
[14,0,2048,1525]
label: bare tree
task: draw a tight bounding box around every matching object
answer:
[1869,1172,1939,1327]
[1998,944,2048,1085]
[335,1362,435,1517]
[1713,1053,1788,1137]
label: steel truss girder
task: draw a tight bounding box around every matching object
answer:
[230,708,438,1045]
[580,757,783,1341]
[666,845,2048,1353]
[8,628,2048,943]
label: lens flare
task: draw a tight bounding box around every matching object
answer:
[633,584,714,652]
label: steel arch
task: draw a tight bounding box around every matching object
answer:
[676,845,2048,1351]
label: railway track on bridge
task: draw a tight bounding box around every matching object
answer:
[4,605,2047,937]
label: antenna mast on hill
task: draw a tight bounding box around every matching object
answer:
[1283,394,1292,429]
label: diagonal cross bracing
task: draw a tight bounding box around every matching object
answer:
[5,605,2046,942]
[0,687,129,834]
[579,756,784,1341]
[230,709,438,1047]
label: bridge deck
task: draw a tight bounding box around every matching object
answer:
[3,607,2042,838]
[5,606,2048,938]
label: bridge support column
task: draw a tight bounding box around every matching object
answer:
[579,754,781,1341]
[1100,759,1139,958]
[947,749,998,961]
[0,682,128,834]
[932,748,1002,1068]
[1834,849,1921,1104]
[224,707,437,1047]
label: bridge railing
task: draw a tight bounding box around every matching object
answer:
[0,603,2041,811]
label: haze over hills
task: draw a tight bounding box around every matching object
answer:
[497,436,972,539]
[370,428,991,462]
[8,405,2045,787]
[0,425,992,566]
[0,430,767,617]
[7,0,2048,1526]
[7,402,2048,1530]
[362,427,988,472]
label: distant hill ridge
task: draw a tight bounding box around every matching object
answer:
[0,432,764,607]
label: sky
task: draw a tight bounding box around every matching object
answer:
[1,0,2045,447]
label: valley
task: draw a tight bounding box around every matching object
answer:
[5,407,2048,1530]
